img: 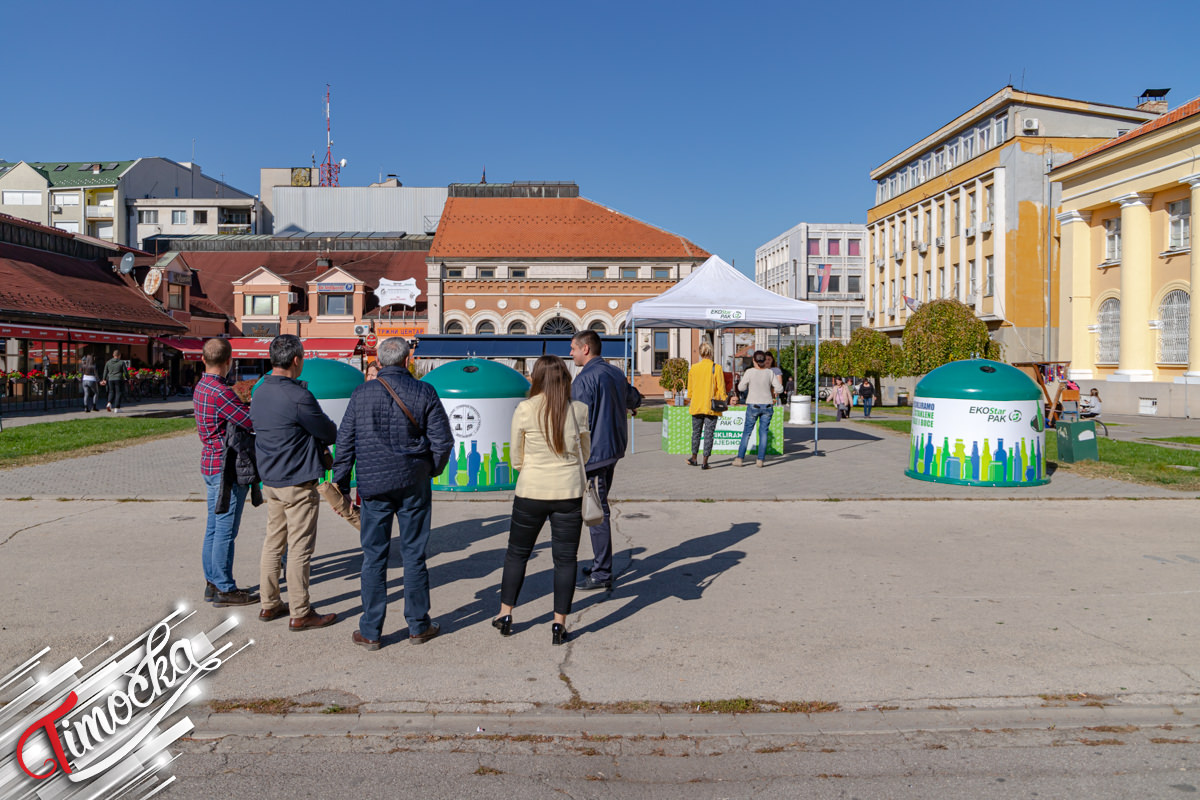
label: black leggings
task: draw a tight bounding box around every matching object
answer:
[501,495,583,616]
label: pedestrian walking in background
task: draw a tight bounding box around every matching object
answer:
[494,355,590,646]
[831,377,852,420]
[735,350,782,467]
[251,335,340,632]
[570,330,642,592]
[333,337,453,651]
[193,338,259,608]
[684,341,727,470]
[80,354,99,412]
[859,377,875,418]
[101,349,128,412]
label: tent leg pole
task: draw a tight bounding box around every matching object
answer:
[814,323,820,455]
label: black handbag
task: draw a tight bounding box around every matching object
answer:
[709,363,728,414]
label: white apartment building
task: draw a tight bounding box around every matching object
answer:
[755,221,868,345]
[0,159,255,248]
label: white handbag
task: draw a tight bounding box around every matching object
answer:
[569,409,605,526]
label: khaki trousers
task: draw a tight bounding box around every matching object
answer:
[260,481,320,619]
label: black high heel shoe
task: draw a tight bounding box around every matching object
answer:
[492,615,512,636]
[551,623,569,646]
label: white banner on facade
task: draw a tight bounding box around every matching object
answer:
[375,278,422,308]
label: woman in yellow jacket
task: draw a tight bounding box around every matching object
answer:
[684,341,728,470]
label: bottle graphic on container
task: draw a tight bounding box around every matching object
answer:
[969,440,980,481]
[468,440,481,489]
[445,442,458,486]
[456,442,469,487]
[490,442,500,484]
[981,438,992,482]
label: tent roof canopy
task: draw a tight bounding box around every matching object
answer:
[628,255,818,329]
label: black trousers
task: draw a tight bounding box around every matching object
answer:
[501,495,583,616]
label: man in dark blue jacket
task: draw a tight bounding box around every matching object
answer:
[251,335,340,632]
[333,337,453,651]
[570,330,642,591]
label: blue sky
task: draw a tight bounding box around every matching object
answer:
[5,0,1198,274]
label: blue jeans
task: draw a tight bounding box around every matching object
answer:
[203,471,248,592]
[584,464,616,582]
[358,469,433,640]
[737,404,774,460]
[862,397,874,417]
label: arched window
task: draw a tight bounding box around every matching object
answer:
[588,321,607,334]
[476,320,496,335]
[444,321,464,335]
[540,317,576,335]
[1158,289,1190,364]
[507,320,528,335]
[1097,298,1120,364]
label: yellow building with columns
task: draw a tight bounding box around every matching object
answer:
[1051,96,1200,416]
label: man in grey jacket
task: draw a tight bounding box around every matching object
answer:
[251,335,339,631]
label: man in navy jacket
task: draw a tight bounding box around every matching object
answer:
[251,335,339,632]
[333,337,452,651]
[570,330,642,591]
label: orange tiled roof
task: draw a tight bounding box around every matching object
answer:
[428,196,709,260]
[1072,96,1200,162]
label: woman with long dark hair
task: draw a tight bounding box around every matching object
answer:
[494,355,590,645]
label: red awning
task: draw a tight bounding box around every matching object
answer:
[227,337,359,360]
[157,336,205,361]
[0,323,69,341]
[69,329,149,346]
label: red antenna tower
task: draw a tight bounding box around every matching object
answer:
[319,84,342,187]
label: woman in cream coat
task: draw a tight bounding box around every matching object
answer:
[494,355,591,645]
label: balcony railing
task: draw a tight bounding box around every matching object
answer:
[86,205,114,218]
[217,224,252,235]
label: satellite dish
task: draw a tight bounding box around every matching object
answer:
[339,158,347,168]
[119,253,135,274]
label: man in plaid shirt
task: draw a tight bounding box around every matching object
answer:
[194,338,259,607]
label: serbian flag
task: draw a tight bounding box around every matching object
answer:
[819,263,832,292]
[903,295,919,312]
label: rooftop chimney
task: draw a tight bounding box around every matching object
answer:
[1136,88,1170,115]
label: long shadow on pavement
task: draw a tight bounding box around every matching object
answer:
[566,521,761,639]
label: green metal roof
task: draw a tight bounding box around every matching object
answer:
[24,161,135,188]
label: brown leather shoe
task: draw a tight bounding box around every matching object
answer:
[259,604,289,622]
[352,630,381,651]
[408,621,441,645]
[289,610,337,631]
[213,589,260,607]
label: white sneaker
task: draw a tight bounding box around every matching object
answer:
[106,403,112,411]
[113,408,121,413]
[757,459,765,468]
[732,457,744,467]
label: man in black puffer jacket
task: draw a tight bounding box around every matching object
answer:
[333,337,452,651]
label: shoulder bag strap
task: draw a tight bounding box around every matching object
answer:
[568,403,590,488]
[710,362,718,397]
[378,377,422,433]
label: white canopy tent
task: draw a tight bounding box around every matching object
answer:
[627,255,825,452]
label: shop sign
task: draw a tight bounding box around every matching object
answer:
[241,322,280,337]
[166,271,193,286]
[317,283,354,293]
[374,324,426,338]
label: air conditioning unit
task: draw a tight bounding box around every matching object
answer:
[1022,118,1040,133]
[966,300,976,308]
[918,243,929,254]
[887,306,897,315]
[353,323,371,336]
[287,292,297,303]
[51,205,62,213]
[874,257,885,268]
[935,236,946,248]
[980,220,994,233]
[894,250,904,261]
[867,310,875,320]
[965,226,977,239]
[911,239,920,250]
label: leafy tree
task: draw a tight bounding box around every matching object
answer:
[776,342,815,397]
[901,299,1000,375]
[847,327,898,396]
[817,340,848,377]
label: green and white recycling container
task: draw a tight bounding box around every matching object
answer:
[251,357,364,426]
[906,358,1048,487]
[1055,420,1099,463]
[422,359,530,492]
